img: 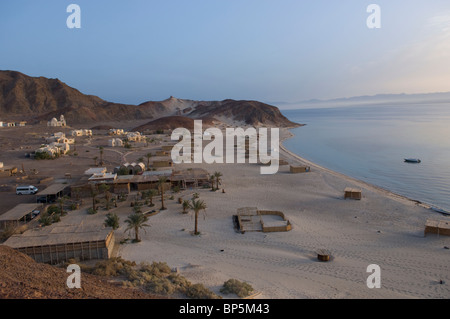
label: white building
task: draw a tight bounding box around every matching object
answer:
[47,115,66,127]
[109,129,126,136]
[127,132,142,142]
[35,142,70,157]
[70,129,92,137]
[108,138,124,147]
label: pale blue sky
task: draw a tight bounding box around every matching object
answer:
[1,1,450,105]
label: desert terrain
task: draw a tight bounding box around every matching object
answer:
[0,122,449,299]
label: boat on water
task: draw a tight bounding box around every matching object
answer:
[404,158,421,163]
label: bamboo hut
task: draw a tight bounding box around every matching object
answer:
[344,187,362,200]
[424,219,450,237]
[290,165,311,173]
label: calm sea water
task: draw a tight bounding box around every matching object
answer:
[281,103,450,212]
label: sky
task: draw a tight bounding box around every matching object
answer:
[1,0,450,106]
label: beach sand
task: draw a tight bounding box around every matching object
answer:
[115,128,450,299]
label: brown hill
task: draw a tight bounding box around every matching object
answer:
[0,71,300,128]
[187,99,299,127]
[0,245,157,299]
[132,115,217,132]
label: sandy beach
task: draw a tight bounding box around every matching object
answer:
[112,128,450,299]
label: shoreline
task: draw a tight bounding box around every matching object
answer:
[278,127,445,215]
[115,125,450,299]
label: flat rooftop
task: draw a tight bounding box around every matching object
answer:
[0,203,42,222]
[4,222,112,248]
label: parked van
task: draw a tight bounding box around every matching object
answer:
[16,185,38,195]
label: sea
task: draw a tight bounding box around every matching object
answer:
[281,103,450,213]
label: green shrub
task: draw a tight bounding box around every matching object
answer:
[220,279,254,298]
[47,205,61,215]
[34,151,53,160]
[186,283,221,299]
[145,277,176,295]
[139,261,171,276]
[87,207,97,215]
[92,257,136,277]
[39,212,53,226]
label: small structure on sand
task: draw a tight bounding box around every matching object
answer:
[290,165,310,173]
[424,219,450,237]
[344,187,362,200]
[316,249,331,262]
[235,207,292,233]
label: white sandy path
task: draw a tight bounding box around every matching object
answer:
[116,129,450,299]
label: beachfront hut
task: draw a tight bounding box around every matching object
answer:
[424,219,450,237]
[344,187,362,200]
[290,165,311,173]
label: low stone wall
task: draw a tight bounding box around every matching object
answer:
[258,210,292,233]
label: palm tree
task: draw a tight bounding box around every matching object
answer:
[210,175,215,191]
[57,195,69,216]
[104,212,120,230]
[145,153,153,171]
[99,184,112,210]
[182,200,190,214]
[89,185,99,212]
[148,189,158,207]
[124,212,149,242]
[214,171,223,191]
[158,176,168,210]
[99,147,104,166]
[189,199,207,235]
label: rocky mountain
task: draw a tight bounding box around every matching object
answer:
[0,70,300,128]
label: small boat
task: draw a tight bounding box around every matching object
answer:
[404,158,421,163]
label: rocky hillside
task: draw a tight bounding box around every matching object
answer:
[0,245,157,299]
[0,70,300,128]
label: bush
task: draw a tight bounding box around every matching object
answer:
[92,257,136,277]
[47,205,61,215]
[186,283,221,299]
[34,151,53,160]
[139,261,171,276]
[87,207,97,215]
[39,212,54,226]
[0,225,17,242]
[220,279,254,298]
[145,277,176,295]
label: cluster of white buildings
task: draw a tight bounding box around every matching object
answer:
[0,120,27,127]
[36,132,75,157]
[126,132,143,142]
[70,129,92,137]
